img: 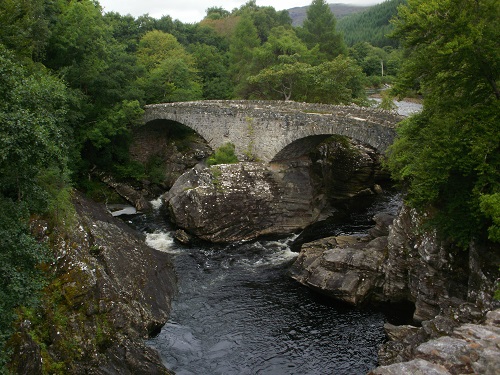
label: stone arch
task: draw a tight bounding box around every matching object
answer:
[270,134,337,162]
[130,118,213,183]
[143,100,403,163]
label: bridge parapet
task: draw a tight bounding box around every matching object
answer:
[143,100,403,163]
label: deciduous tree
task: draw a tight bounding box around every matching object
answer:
[387,0,500,246]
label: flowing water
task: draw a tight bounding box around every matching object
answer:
[125,193,402,375]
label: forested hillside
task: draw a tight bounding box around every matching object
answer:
[337,0,406,47]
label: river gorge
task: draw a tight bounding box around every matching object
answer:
[126,193,402,374]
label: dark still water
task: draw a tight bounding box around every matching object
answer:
[127,195,401,375]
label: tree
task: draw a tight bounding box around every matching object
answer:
[0,45,71,368]
[387,0,500,246]
[44,0,112,93]
[248,54,366,104]
[248,55,310,100]
[298,0,347,61]
[136,30,202,103]
[306,57,366,104]
[0,0,51,60]
[205,6,230,20]
[0,45,70,204]
[228,14,261,97]
[190,43,232,99]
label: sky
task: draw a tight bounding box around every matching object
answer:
[97,0,385,24]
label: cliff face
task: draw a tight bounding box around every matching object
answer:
[291,206,498,319]
[9,193,176,374]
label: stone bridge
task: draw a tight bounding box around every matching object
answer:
[143,100,403,163]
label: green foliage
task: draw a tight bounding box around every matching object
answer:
[0,199,51,369]
[248,54,367,104]
[145,155,167,185]
[229,14,261,97]
[378,90,397,110]
[391,0,500,102]
[136,30,202,103]
[337,0,405,47]
[234,1,292,43]
[45,0,112,91]
[349,42,402,78]
[206,143,239,166]
[480,194,500,242]
[189,43,232,99]
[387,0,500,246]
[298,0,347,60]
[0,0,51,60]
[37,169,76,230]
[0,44,70,207]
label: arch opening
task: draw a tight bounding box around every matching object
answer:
[130,119,212,189]
[271,134,359,163]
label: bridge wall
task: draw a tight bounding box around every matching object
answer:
[143,100,403,163]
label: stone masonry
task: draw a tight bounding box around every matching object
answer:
[143,100,403,163]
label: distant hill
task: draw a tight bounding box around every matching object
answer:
[288,3,370,26]
[337,0,406,47]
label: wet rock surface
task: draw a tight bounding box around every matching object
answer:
[289,214,392,305]
[10,193,176,374]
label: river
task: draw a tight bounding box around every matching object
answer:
[123,192,402,375]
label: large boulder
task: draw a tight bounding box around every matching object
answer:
[9,193,176,374]
[163,137,390,243]
[289,214,392,305]
[163,161,326,243]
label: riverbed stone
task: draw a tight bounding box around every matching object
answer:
[374,309,500,375]
[369,359,451,375]
[289,231,387,305]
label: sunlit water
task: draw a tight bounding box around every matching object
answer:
[125,193,402,375]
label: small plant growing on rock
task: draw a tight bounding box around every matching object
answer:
[206,143,238,166]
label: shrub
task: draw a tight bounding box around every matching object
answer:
[206,143,239,166]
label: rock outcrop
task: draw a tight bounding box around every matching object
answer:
[9,193,176,374]
[290,206,498,320]
[163,161,324,243]
[290,204,500,372]
[164,137,389,243]
[289,213,393,305]
[370,309,500,375]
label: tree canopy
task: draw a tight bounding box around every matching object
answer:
[387,0,500,246]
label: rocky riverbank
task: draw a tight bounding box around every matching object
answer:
[8,193,176,374]
[371,309,500,374]
[289,204,500,373]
